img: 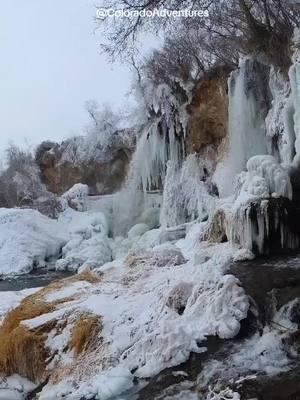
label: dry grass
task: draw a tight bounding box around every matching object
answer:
[0,271,101,382]
[0,298,54,381]
[70,314,102,356]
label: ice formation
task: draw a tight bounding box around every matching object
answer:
[160,155,215,227]
[266,67,295,164]
[3,34,300,400]
[113,83,186,235]
[235,155,292,203]
[215,57,270,197]
[290,46,300,165]
[0,208,67,277]
[227,155,299,254]
[55,208,112,271]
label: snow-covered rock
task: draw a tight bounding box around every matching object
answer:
[0,208,67,277]
[60,183,89,212]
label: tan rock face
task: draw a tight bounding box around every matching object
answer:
[38,147,131,195]
[186,67,231,155]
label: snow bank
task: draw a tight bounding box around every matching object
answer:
[0,208,67,277]
[29,236,248,400]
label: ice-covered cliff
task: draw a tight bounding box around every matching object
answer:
[2,32,300,400]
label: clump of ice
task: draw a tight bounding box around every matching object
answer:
[234,155,292,206]
[56,208,112,271]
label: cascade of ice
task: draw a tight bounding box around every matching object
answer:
[289,48,300,165]
[266,67,296,164]
[214,57,270,197]
[112,84,186,235]
[160,154,215,228]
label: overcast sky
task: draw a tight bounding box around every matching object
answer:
[0,0,133,156]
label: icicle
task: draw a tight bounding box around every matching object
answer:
[112,83,186,235]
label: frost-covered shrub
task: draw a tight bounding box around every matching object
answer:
[0,144,61,218]
[0,145,45,208]
[58,104,135,166]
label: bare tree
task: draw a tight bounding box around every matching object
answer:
[98,0,300,68]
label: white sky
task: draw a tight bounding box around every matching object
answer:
[0,0,133,156]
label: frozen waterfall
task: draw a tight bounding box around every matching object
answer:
[214,57,270,197]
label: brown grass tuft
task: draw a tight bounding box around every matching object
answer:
[0,298,54,381]
[70,314,102,356]
[0,271,102,382]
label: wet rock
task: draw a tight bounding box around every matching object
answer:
[36,138,134,195]
[186,66,231,155]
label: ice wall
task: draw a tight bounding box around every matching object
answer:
[113,84,186,235]
[160,154,216,227]
[266,68,296,164]
[289,48,300,165]
[215,58,271,197]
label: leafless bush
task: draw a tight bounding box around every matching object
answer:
[0,144,62,217]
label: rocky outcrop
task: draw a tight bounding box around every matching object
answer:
[185,66,232,155]
[36,137,134,195]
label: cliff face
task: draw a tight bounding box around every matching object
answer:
[186,67,231,155]
[36,136,134,196]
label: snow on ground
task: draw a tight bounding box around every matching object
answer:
[0,196,113,277]
[0,375,36,400]
[0,287,40,323]
[13,224,248,400]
